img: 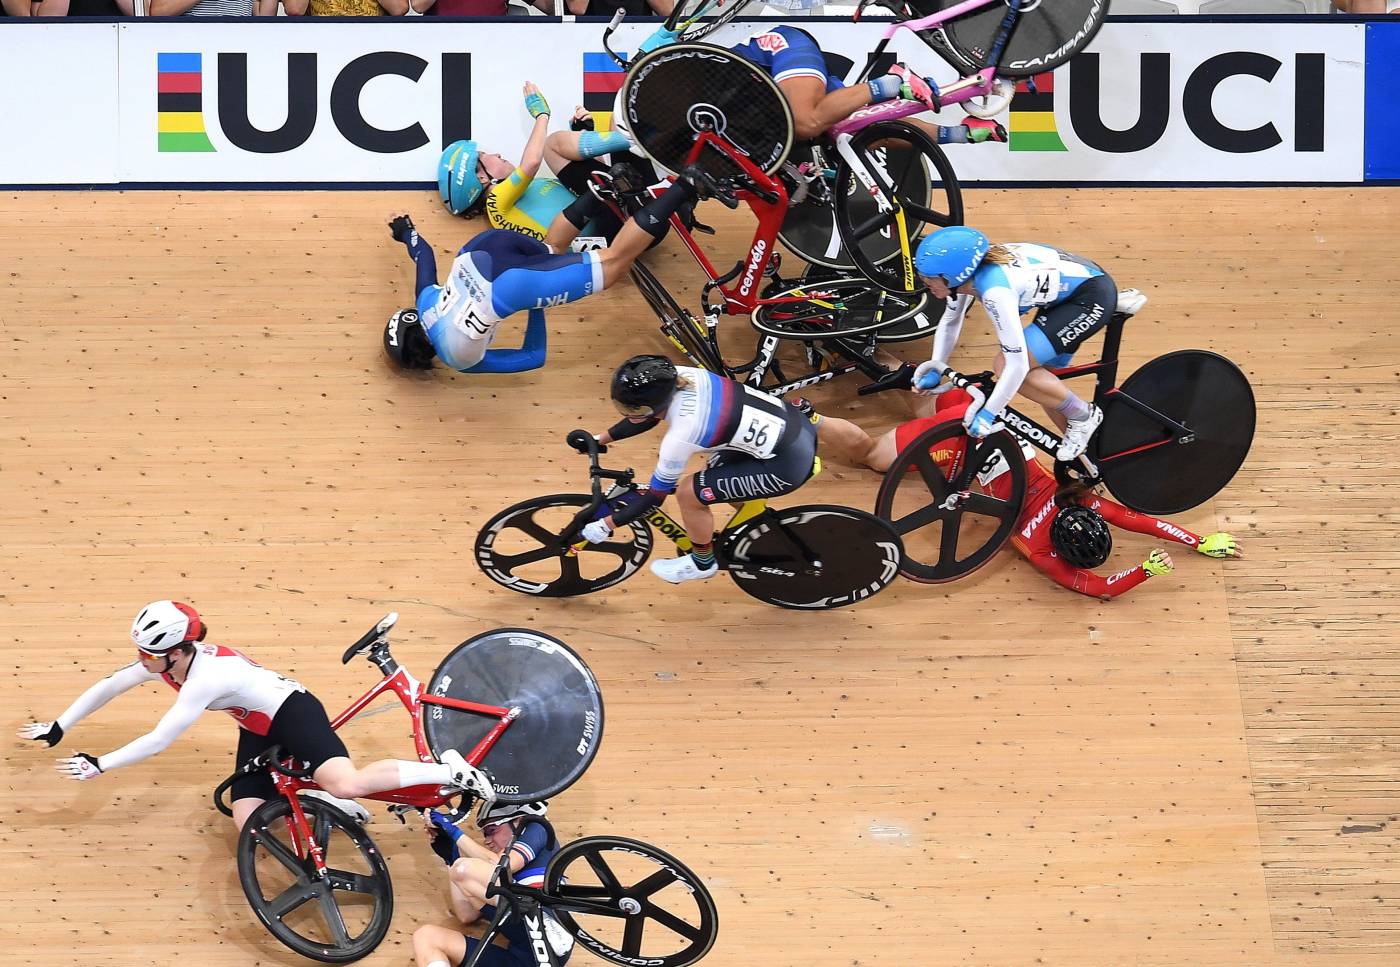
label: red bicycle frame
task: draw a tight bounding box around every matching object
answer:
[256,651,517,874]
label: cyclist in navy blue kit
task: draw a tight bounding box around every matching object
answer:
[413,800,573,967]
[638,23,1004,145]
[382,167,715,375]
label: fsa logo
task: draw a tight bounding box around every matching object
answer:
[754,32,790,53]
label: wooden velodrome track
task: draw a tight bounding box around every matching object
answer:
[1,186,1396,966]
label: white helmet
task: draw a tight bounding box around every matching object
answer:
[131,600,205,653]
[477,799,548,829]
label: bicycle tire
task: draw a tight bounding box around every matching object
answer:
[632,263,724,373]
[874,419,1027,583]
[834,121,963,294]
[619,44,793,179]
[664,0,754,42]
[725,504,903,609]
[238,795,393,964]
[1095,350,1255,515]
[936,0,1109,77]
[476,493,653,597]
[545,835,719,967]
[751,277,933,341]
[423,629,604,804]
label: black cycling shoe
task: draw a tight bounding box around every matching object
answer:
[680,164,739,210]
[389,214,417,244]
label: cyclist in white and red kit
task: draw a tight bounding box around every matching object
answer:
[17,601,493,828]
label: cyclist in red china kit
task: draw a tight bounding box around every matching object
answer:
[811,390,1243,599]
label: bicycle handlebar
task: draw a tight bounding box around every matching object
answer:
[212,744,313,817]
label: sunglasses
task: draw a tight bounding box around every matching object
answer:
[482,822,509,836]
[137,646,165,661]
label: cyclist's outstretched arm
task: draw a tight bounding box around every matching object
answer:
[463,309,546,374]
[85,683,210,773]
[1026,546,1148,600]
[518,82,553,180]
[26,661,156,740]
[1084,494,1201,546]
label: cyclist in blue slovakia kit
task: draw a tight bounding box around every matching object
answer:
[382,168,712,375]
[413,801,573,967]
[575,355,819,585]
[911,226,1118,461]
[636,23,1004,146]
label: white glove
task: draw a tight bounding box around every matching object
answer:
[56,753,103,781]
[913,359,953,395]
[581,520,613,544]
[18,721,64,747]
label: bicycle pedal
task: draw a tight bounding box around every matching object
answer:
[691,220,716,236]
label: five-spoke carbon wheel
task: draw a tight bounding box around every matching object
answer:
[237,796,392,964]
[545,836,720,967]
[875,420,1027,583]
[476,494,653,597]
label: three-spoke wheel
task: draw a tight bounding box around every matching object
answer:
[546,836,720,967]
[874,420,1027,582]
[237,796,393,964]
[834,121,963,294]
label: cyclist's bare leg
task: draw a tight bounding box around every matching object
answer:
[231,796,266,829]
[675,475,718,547]
[413,923,468,967]
[312,755,454,801]
[447,856,496,921]
[813,416,897,473]
[545,209,583,253]
[778,76,875,140]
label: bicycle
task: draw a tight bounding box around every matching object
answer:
[475,430,904,610]
[464,816,720,967]
[872,290,1256,581]
[632,0,1107,292]
[592,16,940,397]
[212,615,606,963]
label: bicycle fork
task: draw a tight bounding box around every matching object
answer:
[832,133,915,291]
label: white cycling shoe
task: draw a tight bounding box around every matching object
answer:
[302,789,373,825]
[1056,405,1104,461]
[650,555,719,585]
[440,749,497,801]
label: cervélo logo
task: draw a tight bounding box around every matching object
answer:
[156,51,473,154]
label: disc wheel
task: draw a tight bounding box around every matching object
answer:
[423,629,604,804]
[875,419,1027,583]
[663,0,753,42]
[620,43,793,180]
[545,835,719,967]
[725,504,904,609]
[1095,350,1255,515]
[237,796,392,964]
[834,121,963,294]
[476,494,653,597]
[936,0,1109,77]
[632,263,724,373]
[752,277,933,341]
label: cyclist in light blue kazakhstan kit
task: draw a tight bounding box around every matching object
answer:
[382,168,716,376]
[911,226,1118,461]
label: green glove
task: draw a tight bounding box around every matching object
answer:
[525,91,550,120]
[1142,549,1174,578]
[1197,532,1241,559]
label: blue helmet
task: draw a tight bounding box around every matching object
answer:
[438,140,483,216]
[914,226,990,288]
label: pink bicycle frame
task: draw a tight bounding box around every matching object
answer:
[831,0,1006,138]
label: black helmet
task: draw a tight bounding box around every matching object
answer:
[1050,505,1112,569]
[610,355,678,416]
[384,308,436,370]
